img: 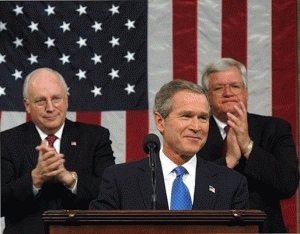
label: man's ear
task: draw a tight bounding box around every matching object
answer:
[154,112,165,134]
[23,98,31,114]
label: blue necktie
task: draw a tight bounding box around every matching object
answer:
[170,166,192,210]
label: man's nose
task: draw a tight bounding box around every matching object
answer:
[190,117,201,131]
[223,85,234,96]
[45,99,55,111]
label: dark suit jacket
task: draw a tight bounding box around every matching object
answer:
[197,114,299,233]
[1,119,115,234]
[89,154,249,210]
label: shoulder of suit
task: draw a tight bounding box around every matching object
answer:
[67,119,109,132]
[1,121,34,136]
[106,157,149,173]
[248,113,291,127]
[199,157,244,178]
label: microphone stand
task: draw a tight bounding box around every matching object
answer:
[149,146,157,210]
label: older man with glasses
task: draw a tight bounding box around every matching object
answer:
[1,67,115,234]
[197,58,299,233]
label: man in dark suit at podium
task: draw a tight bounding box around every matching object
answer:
[196,58,299,233]
[89,80,249,211]
[1,68,115,234]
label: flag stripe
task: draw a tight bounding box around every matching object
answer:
[1,112,26,131]
[222,0,247,66]
[76,112,101,125]
[247,0,272,115]
[147,0,172,142]
[197,0,222,83]
[173,0,198,83]
[102,111,126,164]
[126,110,149,162]
[272,0,298,232]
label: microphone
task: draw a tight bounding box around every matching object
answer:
[142,133,161,154]
[142,134,161,210]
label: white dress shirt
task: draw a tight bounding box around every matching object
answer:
[35,124,64,153]
[213,115,227,140]
[159,149,197,209]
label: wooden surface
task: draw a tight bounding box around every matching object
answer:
[43,210,267,234]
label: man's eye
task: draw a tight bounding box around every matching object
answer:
[52,97,62,103]
[213,86,223,91]
[182,114,191,118]
[35,100,45,106]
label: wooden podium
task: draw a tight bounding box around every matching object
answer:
[43,210,266,234]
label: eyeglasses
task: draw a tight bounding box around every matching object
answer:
[210,82,245,95]
[29,96,65,107]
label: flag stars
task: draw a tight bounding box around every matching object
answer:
[124,51,135,62]
[124,84,135,95]
[12,69,23,80]
[0,54,6,64]
[76,5,87,16]
[92,21,102,32]
[28,21,39,32]
[45,5,55,16]
[13,37,23,48]
[0,86,6,96]
[109,4,119,15]
[59,53,70,65]
[13,5,23,15]
[125,19,135,30]
[76,69,87,80]
[91,53,102,64]
[91,86,102,97]
[109,36,120,48]
[108,68,119,80]
[0,21,7,31]
[44,37,55,48]
[28,54,38,65]
[60,21,71,32]
[76,37,87,48]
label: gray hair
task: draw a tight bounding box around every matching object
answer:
[201,58,247,91]
[23,68,68,99]
[154,79,209,119]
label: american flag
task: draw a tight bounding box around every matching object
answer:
[0,0,298,232]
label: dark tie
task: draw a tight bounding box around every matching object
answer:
[46,134,57,148]
[170,166,192,210]
[222,125,230,156]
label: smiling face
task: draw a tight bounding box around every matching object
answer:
[24,70,68,135]
[154,90,210,165]
[207,66,248,122]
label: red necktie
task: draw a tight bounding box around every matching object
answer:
[222,125,230,156]
[46,135,57,148]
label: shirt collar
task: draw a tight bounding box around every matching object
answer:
[159,148,197,177]
[213,115,227,139]
[35,123,65,141]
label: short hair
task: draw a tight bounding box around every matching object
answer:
[201,58,247,91]
[154,79,209,119]
[23,68,68,99]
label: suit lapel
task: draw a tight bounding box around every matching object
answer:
[201,117,223,161]
[60,120,80,170]
[247,114,261,143]
[136,156,168,210]
[193,157,218,210]
[23,122,42,167]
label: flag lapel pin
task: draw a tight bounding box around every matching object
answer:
[209,185,216,193]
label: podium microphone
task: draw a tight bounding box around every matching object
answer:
[142,134,161,210]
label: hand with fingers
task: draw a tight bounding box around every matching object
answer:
[225,126,242,168]
[226,101,253,159]
[32,140,65,188]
